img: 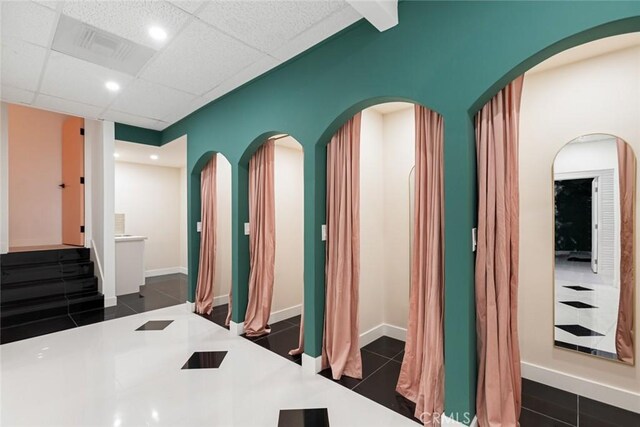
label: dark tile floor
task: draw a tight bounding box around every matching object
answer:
[1,273,187,344]
[242,315,302,365]
[520,378,640,426]
[319,336,420,424]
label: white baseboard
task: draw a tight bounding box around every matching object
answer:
[230,321,244,336]
[359,323,407,348]
[185,301,195,312]
[145,267,187,277]
[104,296,117,308]
[302,354,323,375]
[269,304,302,324]
[442,414,477,427]
[521,361,640,413]
[213,294,229,307]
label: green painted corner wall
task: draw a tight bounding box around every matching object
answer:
[119,1,640,423]
[114,123,162,146]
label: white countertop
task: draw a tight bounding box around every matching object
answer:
[115,235,147,242]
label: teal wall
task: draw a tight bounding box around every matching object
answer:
[114,123,162,146]
[119,1,640,423]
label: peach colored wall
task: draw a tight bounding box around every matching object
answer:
[8,104,70,247]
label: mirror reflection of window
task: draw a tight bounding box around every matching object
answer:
[553,134,635,365]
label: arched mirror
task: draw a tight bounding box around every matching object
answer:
[553,134,635,364]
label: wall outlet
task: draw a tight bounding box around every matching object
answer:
[321,224,327,241]
[197,221,202,232]
[244,222,250,235]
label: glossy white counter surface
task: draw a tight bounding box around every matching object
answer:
[115,235,147,242]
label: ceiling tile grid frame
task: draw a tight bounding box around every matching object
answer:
[0,0,363,130]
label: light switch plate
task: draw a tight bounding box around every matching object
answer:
[244,222,250,235]
[197,221,202,232]
[321,224,327,241]
[472,228,477,252]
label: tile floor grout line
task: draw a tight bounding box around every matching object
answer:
[361,347,403,362]
[521,407,576,427]
[350,358,397,392]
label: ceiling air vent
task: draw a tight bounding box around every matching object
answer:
[52,15,155,76]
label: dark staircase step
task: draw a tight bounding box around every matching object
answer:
[1,292,104,327]
[1,276,98,306]
[1,260,94,285]
[0,247,89,268]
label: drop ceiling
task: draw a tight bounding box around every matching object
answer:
[115,135,186,167]
[1,0,363,131]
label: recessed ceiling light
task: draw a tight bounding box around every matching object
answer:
[105,81,120,92]
[113,152,120,158]
[150,154,159,160]
[148,26,167,41]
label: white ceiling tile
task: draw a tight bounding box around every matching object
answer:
[1,38,48,92]
[40,51,133,107]
[141,19,265,95]
[167,1,204,14]
[102,109,168,130]
[197,0,348,54]
[62,0,190,49]
[33,1,60,11]
[1,1,57,47]
[110,78,195,120]
[271,5,361,61]
[203,55,280,103]
[33,93,104,118]
[1,85,36,105]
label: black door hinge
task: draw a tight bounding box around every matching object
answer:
[80,177,85,184]
[80,226,85,233]
[80,128,85,136]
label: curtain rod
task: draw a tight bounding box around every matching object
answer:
[270,134,290,141]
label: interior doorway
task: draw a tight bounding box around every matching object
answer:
[7,104,85,252]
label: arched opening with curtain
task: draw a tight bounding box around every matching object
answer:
[190,151,232,325]
[306,100,445,424]
[233,133,305,365]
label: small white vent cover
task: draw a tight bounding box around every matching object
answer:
[52,15,155,76]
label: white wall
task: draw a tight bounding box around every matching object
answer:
[87,119,115,307]
[271,142,304,315]
[360,109,386,333]
[180,167,187,273]
[114,161,181,275]
[519,45,640,405]
[359,106,415,336]
[215,154,232,302]
[7,104,69,247]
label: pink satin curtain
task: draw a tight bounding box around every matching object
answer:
[396,106,445,425]
[243,140,276,337]
[322,113,363,380]
[475,76,524,427]
[615,138,635,364]
[195,156,217,315]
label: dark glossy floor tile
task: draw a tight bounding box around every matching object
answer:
[522,379,577,425]
[519,408,574,426]
[143,274,187,301]
[563,285,594,291]
[555,324,604,337]
[181,351,227,369]
[0,315,77,344]
[579,396,640,427]
[278,408,330,427]
[554,340,618,360]
[136,320,174,331]
[393,351,405,362]
[362,336,405,359]
[118,288,182,313]
[71,303,136,326]
[253,325,302,365]
[352,360,420,423]
[284,315,301,326]
[319,349,389,389]
[560,301,597,309]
